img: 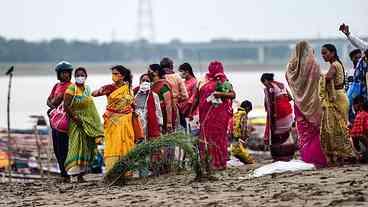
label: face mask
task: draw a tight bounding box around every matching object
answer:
[112,74,122,82]
[75,76,86,84]
[139,82,151,92]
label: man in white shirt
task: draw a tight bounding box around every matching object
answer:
[340,24,368,123]
[340,24,368,52]
[340,24,368,89]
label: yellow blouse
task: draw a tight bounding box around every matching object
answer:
[332,61,345,87]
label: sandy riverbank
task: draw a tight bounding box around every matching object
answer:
[1,160,368,207]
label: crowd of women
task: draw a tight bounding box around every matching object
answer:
[46,24,368,183]
[262,24,368,168]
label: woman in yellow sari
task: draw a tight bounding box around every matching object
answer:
[320,44,354,165]
[92,65,134,172]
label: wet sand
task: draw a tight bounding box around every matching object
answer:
[1,162,368,207]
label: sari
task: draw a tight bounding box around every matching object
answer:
[264,81,295,161]
[178,77,198,117]
[135,90,163,139]
[198,61,233,170]
[178,77,198,130]
[150,79,177,173]
[332,61,349,123]
[64,84,103,175]
[286,41,327,167]
[151,79,176,133]
[320,74,354,165]
[95,83,135,172]
[294,106,327,168]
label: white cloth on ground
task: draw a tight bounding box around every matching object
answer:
[250,159,315,178]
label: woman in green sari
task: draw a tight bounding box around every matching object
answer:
[64,67,103,182]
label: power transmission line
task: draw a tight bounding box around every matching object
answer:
[137,0,155,42]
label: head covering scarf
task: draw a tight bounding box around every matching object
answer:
[286,41,321,126]
[207,61,227,82]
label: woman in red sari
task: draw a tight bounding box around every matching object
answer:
[192,61,235,170]
[148,64,176,174]
[178,63,198,130]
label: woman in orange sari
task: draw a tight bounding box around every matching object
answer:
[92,65,134,172]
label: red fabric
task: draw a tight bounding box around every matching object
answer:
[49,82,71,99]
[206,61,227,82]
[351,111,368,138]
[106,106,133,114]
[94,84,118,97]
[263,83,293,143]
[151,79,176,133]
[198,79,232,170]
[275,95,293,119]
[146,91,161,138]
[178,77,198,116]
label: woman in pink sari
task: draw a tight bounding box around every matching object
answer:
[192,61,235,170]
[286,41,327,168]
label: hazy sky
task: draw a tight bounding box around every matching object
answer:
[1,0,367,42]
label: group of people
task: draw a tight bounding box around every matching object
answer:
[47,57,236,182]
[262,24,368,168]
[46,23,368,182]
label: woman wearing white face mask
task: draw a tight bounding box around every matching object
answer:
[135,74,163,140]
[63,67,103,182]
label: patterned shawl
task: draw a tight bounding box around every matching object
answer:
[286,41,321,127]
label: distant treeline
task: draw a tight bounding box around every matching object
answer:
[0,36,354,64]
[0,36,293,63]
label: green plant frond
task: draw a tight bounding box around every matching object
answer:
[104,133,201,186]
